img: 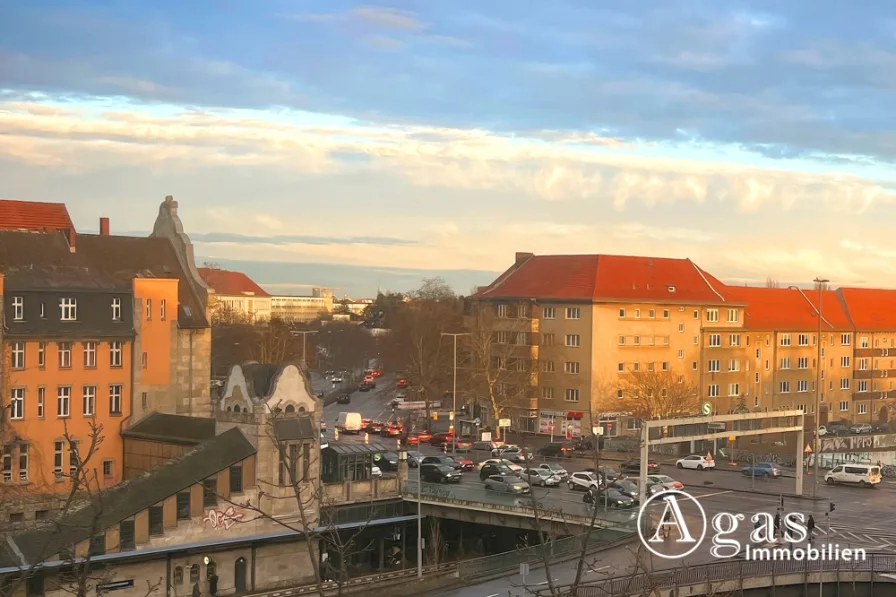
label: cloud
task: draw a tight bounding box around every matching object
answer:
[190,232,417,247]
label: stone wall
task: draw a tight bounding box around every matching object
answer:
[174,327,212,417]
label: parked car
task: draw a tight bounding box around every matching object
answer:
[479,458,523,474]
[397,378,409,388]
[336,394,351,404]
[452,439,473,453]
[500,448,533,464]
[491,444,521,457]
[741,462,780,478]
[537,462,569,481]
[825,464,881,488]
[381,425,403,438]
[568,471,601,491]
[420,463,462,484]
[472,441,503,451]
[675,455,715,471]
[609,479,641,502]
[850,424,872,435]
[479,462,515,481]
[537,442,575,458]
[374,452,399,472]
[621,459,660,474]
[814,426,828,436]
[484,474,530,494]
[429,432,455,446]
[583,488,635,509]
[422,455,462,470]
[585,466,620,482]
[645,475,683,491]
[522,468,561,487]
[407,451,423,468]
[455,457,474,471]
[828,424,850,436]
[358,383,372,392]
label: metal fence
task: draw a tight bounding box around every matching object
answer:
[553,553,896,596]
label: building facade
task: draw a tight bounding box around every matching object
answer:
[199,267,272,321]
[269,288,334,323]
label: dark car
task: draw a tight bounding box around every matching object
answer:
[358,383,372,392]
[537,442,576,458]
[609,479,640,503]
[620,459,660,474]
[407,451,423,468]
[422,455,462,471]
[585,465,620,482]
[429,432,455,446]
[376,452,400,472]
[583,488,635,509]
[479,462,515,481]
[336,394,351,404]
[420,463,462,484]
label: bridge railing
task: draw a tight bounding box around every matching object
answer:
[552,553,896,596]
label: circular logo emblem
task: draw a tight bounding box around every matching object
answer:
[636,489,707,559]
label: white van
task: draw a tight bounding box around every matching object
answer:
[335,412,362,434]
[824,464,881,488]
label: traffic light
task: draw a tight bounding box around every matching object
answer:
[829,503,835,513]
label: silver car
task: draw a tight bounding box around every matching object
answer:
[523,468,561,487]
[537,462,569,481]
[484,474,531,494]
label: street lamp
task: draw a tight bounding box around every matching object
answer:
[441,332,470,455]
[813,277,830,496]
[290,330,318,367]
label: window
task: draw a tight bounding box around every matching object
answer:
[111,297,121,321]
[83,342,96,368]
[17,445,28,483]
[634,309,641,319]
[679,323,684,333]
[678,375,684,384]
[82,386,96,416]
[53,441,64,479]
[12,297,24,320]
[543,307,555,319]
[141,352,148,369]
[798,357,809,370]
[203,478,217,507]
[565,334,580,347]
[663,309,670,319]
[618,308,626,318]
[678,349,684,359]
[780,357,791,369]
[58,342,72,368]
[517,304,528,319]
[618,335,625,346]
[541,361,555,373]
[727,309,738,323]
[707,384,720,398]
[160,299,167,321]
[729,334,740,347]
[120,520,135,551]
[709,334,721,347]
[780,334,791,347]
[496,304,509,318]
[616,390,624,400]
[632,362,640,372]
[693,335,699,345]
[841,356,851,368]
[693,309,699,320]
[706,309,719,322]
[754,396,760,407]
[708,359,720,373]
[728,383,740,396]
[541,387,554,400]
[798,334,810,346]
[617,362,624,373]
[728,359,740,372]
[9,389,24,420]
[859,358,868,370]
[109,385,122,415]
[189,565,200,584]
[11,342,24,369]
[37,387,44,418]
[860,336,869,348]
[662,361,669,371]
[149,506,164,536]
[541,333,554,346]
[57,387,71,417]
[755,348,760,359]
[841,333,851,346]
[858,403,867,415]
[141,392,147,410]
[859,380,868,393]
[110,341,122,367]
[38,343,45,368]
[566,307,580,319]
[173,567,184,585]
[230,464,244,493]
[755,373,760,383]
[1,453,10,483]
[648,309,655,319]
[840,378,850,390]
[797,380,808,393]
[647,362,655,372]
[564,389,580,402]
[145,299,152,321]
[840,401,849,412]
[103,460,113,478]
[779,381,791,393]
[564,362,580,374]
[692,361,698,370]
[765,359,770,371]
[176,491,191,520]
[60,298,77,321]
[68,441,79,476]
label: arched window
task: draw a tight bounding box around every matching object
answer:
[173,566,183,585]
[285,404,295,413]
[233,405,241,414]
[299,406,306,412]
[226,406,232,412]
[189,564,200,584]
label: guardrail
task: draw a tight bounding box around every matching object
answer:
[548,553,896,596]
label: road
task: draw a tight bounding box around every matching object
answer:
[318,372,402,431]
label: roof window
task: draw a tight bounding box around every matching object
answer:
[668,285,676,293]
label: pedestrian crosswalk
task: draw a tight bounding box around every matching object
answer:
[810,522,896,552]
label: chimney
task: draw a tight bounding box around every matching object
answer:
[515,252,534,265]
[99,217,110,236]
[66,228,77,253]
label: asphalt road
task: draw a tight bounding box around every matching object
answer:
[319,373,402,430]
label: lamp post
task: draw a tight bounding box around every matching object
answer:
[813,277,830,497]
[291,330,318,367]
[441,332,470,455]
[416,461,423,579]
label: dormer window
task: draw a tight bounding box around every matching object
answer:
[112,298,121,321]
[60,298,77,321]
[12,297,23,321]
[667,285,676,293]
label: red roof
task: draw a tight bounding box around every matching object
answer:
[198,267,270,297]
[723,286,850,331]
[0,199,74,232]
[838,288,896,330]
[478,253,730,303]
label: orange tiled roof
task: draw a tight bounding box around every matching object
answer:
[0,199,74,232]
[838,288,896,330]
[478,253,730,303]
[714,286,851,331]
[198,267,270,297]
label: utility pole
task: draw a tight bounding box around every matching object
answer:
[291,330,318,368]
[812,277,829,497]
[442,332,470,455]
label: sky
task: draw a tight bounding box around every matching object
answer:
[3,1,896,297]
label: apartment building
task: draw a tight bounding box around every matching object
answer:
[199,267,272,321]
[270,288,334,322]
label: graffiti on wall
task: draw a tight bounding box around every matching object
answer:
[204,506,244,530]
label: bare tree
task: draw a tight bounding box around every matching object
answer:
[612,370,699,419]
[410,277,456,302]
[765,277,780,288]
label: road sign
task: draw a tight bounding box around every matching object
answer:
[519,562,529,576]
[700,402,712,416]
[804,443,813,453]
[499,418,511,427]
[481,431,492,441]
[474,417,481,426]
